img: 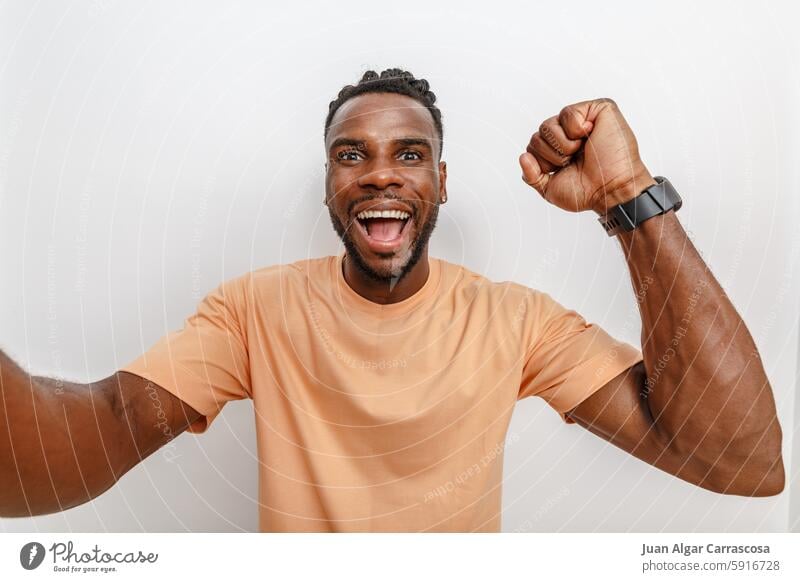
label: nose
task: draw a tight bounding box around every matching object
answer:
[356,157,404,191]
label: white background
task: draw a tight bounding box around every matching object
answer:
[1,0,798,532]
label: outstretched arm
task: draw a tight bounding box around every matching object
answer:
[519,98,784,496]
[0,349,201,516]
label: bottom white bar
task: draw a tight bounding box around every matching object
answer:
[1,533,797,581]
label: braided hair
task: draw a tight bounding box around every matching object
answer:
[324,68,443,158]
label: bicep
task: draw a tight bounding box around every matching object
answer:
[101,371,202,473]
[565,361,713,489]
[565,361,659,453]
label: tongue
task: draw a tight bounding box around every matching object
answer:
[366,218,405,241]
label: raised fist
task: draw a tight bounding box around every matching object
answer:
[519,98,655,215]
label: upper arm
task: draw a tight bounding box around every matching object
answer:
[564,361,718,492]
[517,288,646,420]
[101,371,202,474]
[118,277,253,433]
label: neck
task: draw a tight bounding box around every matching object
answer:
[343,249,430,305]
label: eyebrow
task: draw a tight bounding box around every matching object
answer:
[328,136,434,152]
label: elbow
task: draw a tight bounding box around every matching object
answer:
[698,413,786,497]
[702,451,786,498]
[756,466,785,497]
[747,456,785,497]
[713,463,785,497]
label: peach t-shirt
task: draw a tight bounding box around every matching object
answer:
[121,253,642,532]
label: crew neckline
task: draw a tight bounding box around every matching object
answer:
[333,251,441,315]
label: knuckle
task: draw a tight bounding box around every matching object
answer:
[539,116,556,135]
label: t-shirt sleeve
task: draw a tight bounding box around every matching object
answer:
[119,277,252,434]
[518,289,643,424]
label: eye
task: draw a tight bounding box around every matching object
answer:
[399,150,423,161]
[336,149,361,161]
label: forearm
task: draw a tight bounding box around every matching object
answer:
[0,350,128,516]
[616,209,784,494]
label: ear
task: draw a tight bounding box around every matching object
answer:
[438,161,448,204]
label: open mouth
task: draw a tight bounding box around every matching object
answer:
[353,209,413,251]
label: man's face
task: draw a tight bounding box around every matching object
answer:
[325,92,447,283]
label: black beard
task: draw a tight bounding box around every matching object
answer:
[328,202,439,286]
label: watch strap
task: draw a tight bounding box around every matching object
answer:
[598,176,682,237]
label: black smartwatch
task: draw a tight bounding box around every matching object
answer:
[597,176,682,237]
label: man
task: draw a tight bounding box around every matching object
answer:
[0,68,785,532]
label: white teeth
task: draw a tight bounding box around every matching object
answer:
[356,209,411,220]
